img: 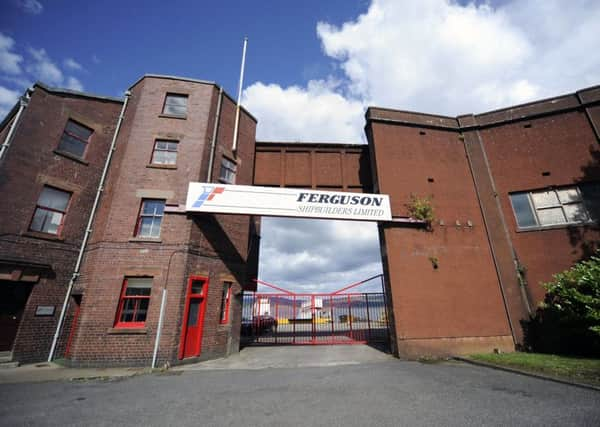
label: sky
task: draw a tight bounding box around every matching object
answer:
[1,0,599,293]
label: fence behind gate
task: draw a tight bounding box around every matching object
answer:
[241,274,389,346]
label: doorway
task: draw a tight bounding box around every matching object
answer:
[0,280,33,352]
[179,276,209,359]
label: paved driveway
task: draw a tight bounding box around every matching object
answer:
[0,349,598,426]
[177,344,394,370]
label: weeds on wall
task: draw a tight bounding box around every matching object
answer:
[428,256,439,270]
[406,194,435,227]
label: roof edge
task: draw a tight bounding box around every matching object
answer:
[129,74,258,123]
[128,74,215,90]
[366,83,600,129]
[256,141,366,149]
[34,82,124,103]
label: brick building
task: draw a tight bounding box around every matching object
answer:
[0,83,123,364]
[1,74,599,366]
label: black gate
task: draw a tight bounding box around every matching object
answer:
[241,274,390,346]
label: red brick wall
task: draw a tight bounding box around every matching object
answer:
[0,86,122,363]
[69,77,256,367]
[254,143,371,191]
[480,110,600,304]
[368,121,513,357]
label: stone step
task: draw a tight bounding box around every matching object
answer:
[0,351,13,363]
[0,361,19,369]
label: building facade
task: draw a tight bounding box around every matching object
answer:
[1,74,599,366]
[0,84,123,364]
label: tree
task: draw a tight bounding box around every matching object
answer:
[524,253,600,356]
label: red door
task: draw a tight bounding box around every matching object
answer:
[179,276,209,359]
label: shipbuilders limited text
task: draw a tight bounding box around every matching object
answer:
[296,192,386,217]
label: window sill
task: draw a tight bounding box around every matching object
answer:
[516,221,598,233]
[146,164,177,170]
[22,230,64,242]
[53,150,89,165]
[159,114,187,120]
[108,327,148,335]
[128,237,162,243]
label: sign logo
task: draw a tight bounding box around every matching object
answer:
[192,186,225,208]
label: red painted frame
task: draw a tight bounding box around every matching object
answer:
[178,276,209,359]
[114,277,152,328]
[220,283,232,324]
[57,119,93,160]
[28,185,72,237]
[64,302,81,358]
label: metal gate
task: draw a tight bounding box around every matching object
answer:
[241,274,389,346]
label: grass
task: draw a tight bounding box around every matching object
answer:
[469,352,600,387]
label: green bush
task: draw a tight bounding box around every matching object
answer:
[524,253,600,357]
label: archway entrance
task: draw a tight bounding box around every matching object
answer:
[241,274,389,347]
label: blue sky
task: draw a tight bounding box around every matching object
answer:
[1,0,367,98]
[2,0,599,293]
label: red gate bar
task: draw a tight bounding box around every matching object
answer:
[241,275,389,347]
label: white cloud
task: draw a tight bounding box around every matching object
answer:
[65,76,83,91]
[22,49,84,90]
[245,0,600,144]
[316,0,600,116]
[0,34,85,116]
[26,47,63,85]
[17,0,43,15]
[0,33,23,75]
[0,85,20,120]
[243,80,364,142]
[64,58,83,71]
[258,218,382,293]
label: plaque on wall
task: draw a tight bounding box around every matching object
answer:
[35,305,55,316]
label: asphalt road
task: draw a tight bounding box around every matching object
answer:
[1,360,599,427]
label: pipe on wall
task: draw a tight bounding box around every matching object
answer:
[206,87,224,182]
[47,90,132,362]
[231,37,248,154]
[151,289,168,369]
[0,87,33,163]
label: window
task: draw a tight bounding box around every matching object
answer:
[135,199,165,238]
[151,140,178,165]
[57,120,93,158]
[29,186,71,235]
[219,157,237,184]
[162,93,188,117]
[115,277,152,328]
[510,183,600,229]
[220,282,232,324]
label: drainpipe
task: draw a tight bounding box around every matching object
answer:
[206,87,223,182]
[0,87,33,162]
[48,90,132,362]
[231,37,248,154]
[151,288,168,369]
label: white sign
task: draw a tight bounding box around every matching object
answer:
[35,305,55,316]
[185,183,391,221]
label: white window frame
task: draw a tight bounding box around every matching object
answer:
[510,185,596,230]
[219,157,237,184]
